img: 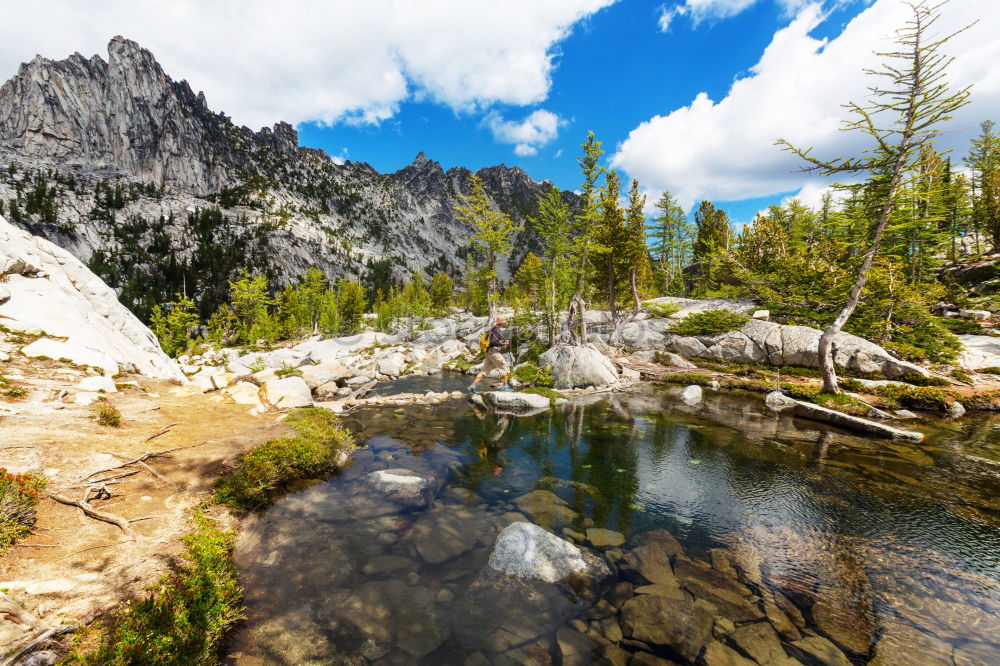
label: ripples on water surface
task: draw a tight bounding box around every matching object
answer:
[227,381,1000,665]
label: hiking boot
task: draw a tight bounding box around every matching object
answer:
[502,385,515,392]
[468,384,479,394]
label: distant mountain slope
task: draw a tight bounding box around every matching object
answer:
[0,37,571,318]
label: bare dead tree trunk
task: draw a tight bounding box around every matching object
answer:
[610,267,643,344]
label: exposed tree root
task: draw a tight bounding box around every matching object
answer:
[48,491,134,538]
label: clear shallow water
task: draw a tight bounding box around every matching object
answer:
[227,381,1000,665]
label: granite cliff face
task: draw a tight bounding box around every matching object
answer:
[0,37,566,317]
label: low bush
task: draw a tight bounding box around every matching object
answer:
[668,310,749,337]
[512,362,554,388]
[866,385,954,411]
[0,375,26,399]
[951,368,973,383]
[63,510,244,665]
[939,317,987,335]
[662,373,715,387]
[980,367,1000,375]
[0,470,46,550]
[522,387,564,406]
[214,408,355,512]
[94,402,122,427]
[645,302,681,319]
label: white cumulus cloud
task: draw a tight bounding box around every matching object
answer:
[618,0,1000,210]
[0,0,614,130]
[486,109,566,156]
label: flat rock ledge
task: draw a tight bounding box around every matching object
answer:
[766,391,924,442]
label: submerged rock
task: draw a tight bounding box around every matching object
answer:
[681,384,703,406]
[488,522,609,584]
[620,594,717,662]
[366,469,433,501]
[513,489,579,529]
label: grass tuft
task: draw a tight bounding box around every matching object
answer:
[522,386,565,406]
[214,408,355,512]
[94,402,122,427]
[62,509,243,665]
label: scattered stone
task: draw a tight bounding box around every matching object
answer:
[334,580,450,658]
[366,469,433,502]
[618,542,678,588]
[260,376,313,409]
[948,401,966,418]
[586,527,625,549]
[557,626,601,665]
[752,309,770,320]
[680,384,703,406]
[727,622,787,664]
[619,594,717,662]
[765,391,797,412]
[514,489,578,529]
[76,376,117,393]
[869,619,952,666]
[488,522,609,584]
[893,409,918,419]
[786,636,852,666]
[409,503,494,565]
[703,640,757,666]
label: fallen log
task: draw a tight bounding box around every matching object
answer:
[765,391,924,441]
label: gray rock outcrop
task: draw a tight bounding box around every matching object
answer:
[481,390,551,414]
[0,214,181,379]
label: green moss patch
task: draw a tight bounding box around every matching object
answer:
[522,386,565,406]
[214,408,355,512]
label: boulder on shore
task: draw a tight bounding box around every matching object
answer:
[260,376,313,409]
[539,345,619,389]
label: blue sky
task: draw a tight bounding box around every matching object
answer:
[2,0,997,227]
[297,0,871,224]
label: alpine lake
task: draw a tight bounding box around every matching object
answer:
[226,375,1000,665]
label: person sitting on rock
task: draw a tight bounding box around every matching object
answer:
[470,315,513,393]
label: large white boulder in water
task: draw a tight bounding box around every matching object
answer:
[539,345,619,389]
[482,390,551,414]
[488,521,610,584]
[0,215,182,380]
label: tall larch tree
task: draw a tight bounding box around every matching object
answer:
[566,132,605,345]
[777,0,973,393]
[455,174,522,322]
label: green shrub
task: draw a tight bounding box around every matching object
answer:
[274,364,302,379]
[214,408,355,512]
[522,387,565,406]
[839,378,865,392]
[940,317,986,335]
[812,391,870,416]
[867,385,954,411]
[780,383,821,401]
[646,302,681,318]
[980,367,1000,375]
[668,310,749,336]
[94,402,122,428]
[960,391,1000,410]
[0,470,46,550]
[512,362,554,388]
[0,375,26,399]
[951,368,973,383]
[662,373,715,386]
[895,372,950,387]
[63,510,243,665]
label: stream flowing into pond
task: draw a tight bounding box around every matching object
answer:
[226,378,1000,665]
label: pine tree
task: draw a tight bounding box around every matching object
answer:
[649,191,691,295]
[777,0,973,393]
[455,175,522,322]
[429,272,454,313]
[530,188,573,346]
[566,132,605,345]
[595,170,626,319]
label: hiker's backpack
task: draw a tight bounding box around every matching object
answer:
[479,330,491,354]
